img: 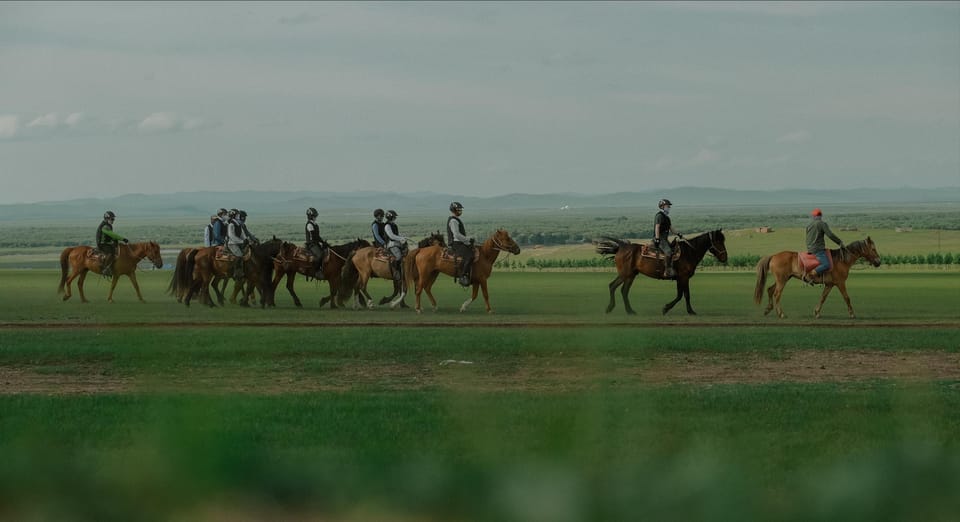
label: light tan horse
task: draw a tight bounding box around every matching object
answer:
[58,241,163,303]
[407,228,520,314]
[754,237,882,319]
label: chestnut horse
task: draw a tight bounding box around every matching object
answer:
[407,228,520,314]
[754,236,882,319]
[168,247,228,305]
[58,241,163,303]
[339,232,447,310]
[181,238,283,308]
[595,229,727,315]
[271,238,370,309]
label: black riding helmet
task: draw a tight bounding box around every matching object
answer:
[385,209,398,221]
[103,210,116,220]
[658,199,672,208]
[449,201,463,212]
[306,207,318,219]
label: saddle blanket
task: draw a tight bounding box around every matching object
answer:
[214,246,236,262]
[799,250,833,273]
[440,247,479,265]
[374,247,395,263]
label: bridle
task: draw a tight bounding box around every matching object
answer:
[707,230,726,259]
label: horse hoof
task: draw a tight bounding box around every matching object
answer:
[687,310,697,315]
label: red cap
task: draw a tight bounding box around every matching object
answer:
[811,208,822,216]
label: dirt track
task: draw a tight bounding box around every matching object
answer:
[2,350,958,395]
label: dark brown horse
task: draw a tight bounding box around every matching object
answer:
[58,241,163,303]
[407,228,520,314]
[271,238,370,308]
[181,238,283,308]
[340,232,447,310]
[596,229,727,315]
[754,237,881,319]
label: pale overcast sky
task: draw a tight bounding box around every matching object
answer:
[1,1,958,204]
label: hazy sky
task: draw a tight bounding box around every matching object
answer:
[1,1,958,204]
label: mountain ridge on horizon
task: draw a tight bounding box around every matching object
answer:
[1,186,958,221]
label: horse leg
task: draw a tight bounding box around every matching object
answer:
[621,276,637,315]
[834,281,856,319]
[77,271,90,303]
[62,269,79,301]
[772,279,787,319]
[662,280,683,315]
[459,282,478,313]
[813,284,834,319]
[682,279,695,315]
[285,272,302,308]
[764,284,776,316]
[606,275,623,313]
[128,272,147,303]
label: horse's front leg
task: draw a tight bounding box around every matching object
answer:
[680,279,695,315]
[814,284,836,319]
[128,273,147,303]
[460,281,479,313]
[662,280,684,315]
[606,275,623,313]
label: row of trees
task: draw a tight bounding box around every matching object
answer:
[496,252,960,271]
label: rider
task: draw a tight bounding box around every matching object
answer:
[96,210,128,277]
[225,208,248,280]
[371,208,388,248]
[654,198,682,279]
[211,208,228,246]
[203,215,217,247]
[383,209,409,281]
[447,201,474,286]
[238,209,259,245]
[804,208,844,284]
[305,206,328,279]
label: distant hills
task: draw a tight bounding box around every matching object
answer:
[1,187,958,222]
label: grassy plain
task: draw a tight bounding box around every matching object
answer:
[1,267,959,520]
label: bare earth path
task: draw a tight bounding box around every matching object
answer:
[2,350,958,395]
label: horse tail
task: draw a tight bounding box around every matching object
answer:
[753,255,771,305]
[595,237,626,259]
[183,249,199,293]
[337,252,360,305]
[57,247,72,294]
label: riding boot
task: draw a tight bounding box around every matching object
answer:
[458,261,472,286]
[102,255,114,277]
[313,260,324,280]
[392,260,402,281]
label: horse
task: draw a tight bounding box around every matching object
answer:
[58,241,163,303]
[168,247,228,305]
[183,238,283,308]
[753,237,882,319]
[406,228,521,314]
[595,229,727,315]
[271,238,370,308]
[339,231,448,310]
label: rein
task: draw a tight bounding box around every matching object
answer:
[707,230,727,258]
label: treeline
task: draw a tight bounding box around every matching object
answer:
[496,253,960,271]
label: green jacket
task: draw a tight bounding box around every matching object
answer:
[805,219,842,253]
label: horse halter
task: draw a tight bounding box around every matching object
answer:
[707,231,727,258]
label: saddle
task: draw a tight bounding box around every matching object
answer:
[86,249,102,260]
[441,246,479,269]
[374,246,395,263]
[639,242,681,262]
[799,251,833,274]
[214,246,233,262]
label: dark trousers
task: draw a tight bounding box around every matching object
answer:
[452,242,474,277]
[307,243,325,274]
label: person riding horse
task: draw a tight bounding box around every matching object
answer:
[383,209,409,281]
[804,208,844,285]
[211,208,228,246]
[96,210,128,277]
[225,208,248,280]
[371,208,388,248]
[447,201,474,286]
[654,198,682,279]
[304,206,328,279]
[238,209,259,244]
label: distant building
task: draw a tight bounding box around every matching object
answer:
[754,226,772,233]
[895,227,913,233]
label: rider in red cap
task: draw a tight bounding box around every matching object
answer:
[804,208,844,284]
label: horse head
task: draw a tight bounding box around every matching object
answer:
[144,241,164,269]
[419,231,446,249]
[855,236,882,267]
[491,229,521,255]
[707,229,728,263]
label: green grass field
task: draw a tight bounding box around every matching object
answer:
[1,268,959,521]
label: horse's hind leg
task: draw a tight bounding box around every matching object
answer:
[77,272,90,303]
[606,275,623,313]
[621,277,638,315]
[764,284,776,316]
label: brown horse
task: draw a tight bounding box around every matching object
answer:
[182,238,283,308]
[271,238,370,308]
[340,232,447,310]
[595,229,727,315]
[168,247,228,305]
[754,237,881,319]
[407,228,521,314]
[58,241,163,303]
